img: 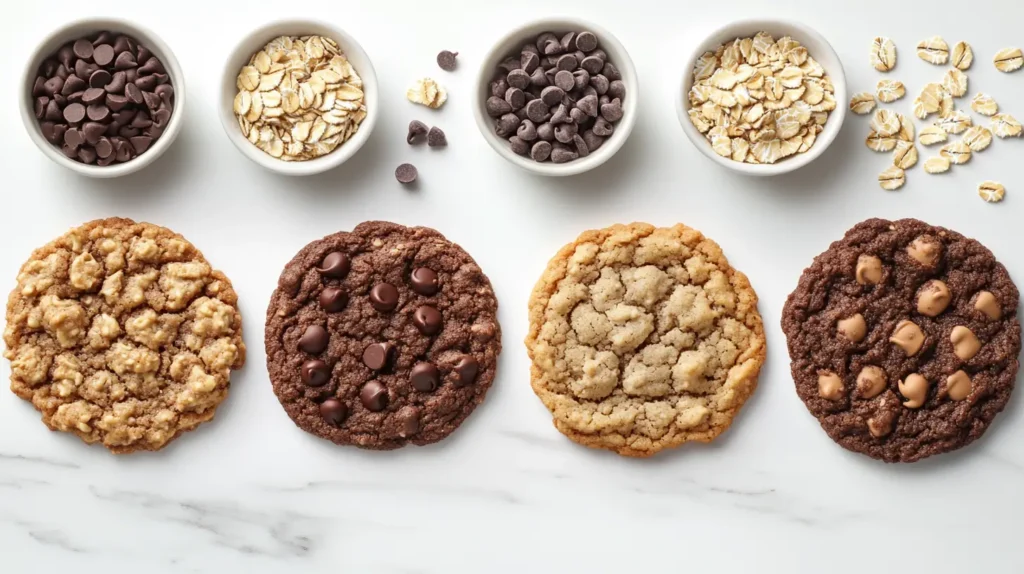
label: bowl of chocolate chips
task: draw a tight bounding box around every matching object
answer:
[474,17,638,176]
[21,19,183,177]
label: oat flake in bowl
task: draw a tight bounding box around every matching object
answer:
[233,35,367,161]
[687,32,837,165]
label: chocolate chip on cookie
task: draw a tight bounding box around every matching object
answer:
[3,218,246,453]
[264,221,502,449]
[525,223,767,457]
[782,218,1021,463]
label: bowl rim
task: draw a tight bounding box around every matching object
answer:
[472,15,639,177]
[19,17,186,179]
[218,19,379,177]
[675,18,848,177]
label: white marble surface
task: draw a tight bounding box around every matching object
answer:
[2,1,1024,572]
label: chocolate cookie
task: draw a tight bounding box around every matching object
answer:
[526,223,766,457]
[782,218,1020,463]
[3,218,246,453]
[265,221,501,449]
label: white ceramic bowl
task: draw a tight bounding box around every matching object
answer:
[220,20,378,176]
[677,19,847,176]
[473,17,638,177]
[20,18,185,178]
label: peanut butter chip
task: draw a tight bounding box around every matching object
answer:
[950,326,981,360]
[898,373,930,408]
[907,236,942,267]
[837,314,867,342]
[867,414,894,438]
[856,366,887,399]
[890,320,925,356]
[974,291,1001,320]
[856,254,883,285]
[818,371,844,400]
[917,280,951,317]
[945,370,973,401]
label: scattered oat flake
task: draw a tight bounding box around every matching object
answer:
[923,157,951,174]
[898,114,915,142]
[952,41,973,70]
[942,69,968,98]
[937,110,972,134]
[871,37,897,72]
[993,47,1023,73]
[978,181,1006,203]
[963,126,993,152]
[871,109,901,137]
[893,141,919,169]
[971,93,999,116]
[879,166,906,190]
[867,131,897,152]
[407,78,448,109]
[876,80,905,103]
[850,92,876,114]
[940,141,972,164]
[917,36,949,65]
[918,125,948,146]
[917,83,944,118]
[991,114,1023,138]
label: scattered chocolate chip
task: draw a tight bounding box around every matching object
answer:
[362,342,396,371]
[413,305,443,335]
[410,267,439,295]
[360,381,389,411]
[427,126,447,147]
[298,325,330,354]
[395,163,418,184]
[317,252,351,278]
[410,362,440,392]
[407,120,428,144]
[436,50,458,71]
[398,406,421,437]
[301,359,331,386]
[369,283,400,312]
[453,356,480,386]
[319,399,348,425]
[319,286,349,312]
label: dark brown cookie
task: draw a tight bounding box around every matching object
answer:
[265,221,501,449]
[782,218,1020,463]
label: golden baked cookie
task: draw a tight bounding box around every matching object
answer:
[3,218,245,453]
[526,223,765,457]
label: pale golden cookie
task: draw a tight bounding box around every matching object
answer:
[526,223,765,457]
[3,218,246,453]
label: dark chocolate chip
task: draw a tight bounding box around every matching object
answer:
[57,44,75,68]
[93,44,115,67]
[590,74,610,95]
[410,362,440,392]
[453,356,480,386]
[399,407,420,436]
[61,75,85,96]
[535,32,559,52]
[486,96,513,117]
[529,67,549,87]
[556,54,578,72]
[44,100,63,122]
[550,104,570,125]
[359,381,389,411]
[525,99,551,123]
[537,122,555,141]
[152,108,171,128]
[301,359,331,387]
[531,140,552,161]
[608,80,626,100]
[319,286,349,312]
[551,143,578,163]
[507,69,531,90]
[577,94,599,117]
[581,56,604,75]
[413,305,443,335]
[436,50,458,71]
[583,129,604,152]
[63,103,86,123]
[143,91,162,111]
[82,87,106,104]
[570,107,587,124]
[105,71,127,94]
[407,120,428,144]
[136,44,153,64]
[410,267,439,295]
[86,104,110,122]
[495,113,520,137]
[83,122,106,144]
[560,32,577,53]
[113,36,132,55]
[602,62,621,81]
[73,39,94,60]
[114,138,132,161]
[114,51,137,70]
[77,146,97,164]
[96,155,115,167]
[490,79,508,98]
[554,123,577,143]
[74,59,96,82]
[395,163,418,184]
[319,398,348,425]
[554,70,575,92]
[573,69,590,91]
[573,133,590,157]
[505,87,526,110]
[317,252,351,278]
[575,31,599,53]
[369,283,399,312]
[521,51,540,74]
[119,126,140,138]
[517,119,539,141]
[64,128,83,148]
[43,76,64,96]
[125,83,143,104]
[88,69,112,89]
[509,135,529,155]
[427,126,447,147]
[138,57,164,75]
[131,111,153,128]
[33,76,47,97]
[51,124,68,146]
[298,325,330,354]
[129,135,152,154]
[540,86,564,107]
[95,138,113,159]
[61,144,78,158]
[134,75,157,91]
[601,99,624,122]
[593,116,615,136]
[39,120,55,140]
[362,343,395,371]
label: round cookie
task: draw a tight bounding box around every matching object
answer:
[3,218,246,453]
[265,221,501,449]
[782,218,1021,463]
[526,223,766,457]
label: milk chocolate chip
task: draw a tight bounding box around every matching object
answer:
[837,314,867,342]
[817,371,844,400]
[856,254,883,285]
[950,326,981,360]
[856,366,887,399]
[898,374,930,408]
[890,320,925,356]
[917,280,951,317]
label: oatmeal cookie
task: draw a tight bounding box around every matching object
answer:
[526,223,766,457]
[265,221,501,449]
[4,218,246,453]
[782,218,1020,462]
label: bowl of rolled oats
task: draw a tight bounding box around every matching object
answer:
[220,20,377,176]
[677,20,847,176]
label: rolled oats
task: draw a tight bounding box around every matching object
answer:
[871,109,901,137]
[893,141,919,169]
[993,47,1023,72]
[971,93,999,116]
[963,126,993,152]
[936,110,972,134]
[879,166,906,190]
[952,41,974,70]
[917,36,950,65]
[898,114,915,142]
[942,69,968,98]
[978,181,1006,203]
[850,92,877,114]
[233,35,367,162]
[876,80,906,103]
[688,33,833,164]
[923,156,951,174]
[919,125,949,146]
[871,37,897,72]
[940,140,972,164]
[407,78,448,109]
[991,113,1023,138]
[914,83,945,119]
[867,131,897,152]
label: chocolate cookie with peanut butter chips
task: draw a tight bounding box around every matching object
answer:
[3,218,246,453]
[783,218,1020,462]
[265,221,501,449]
